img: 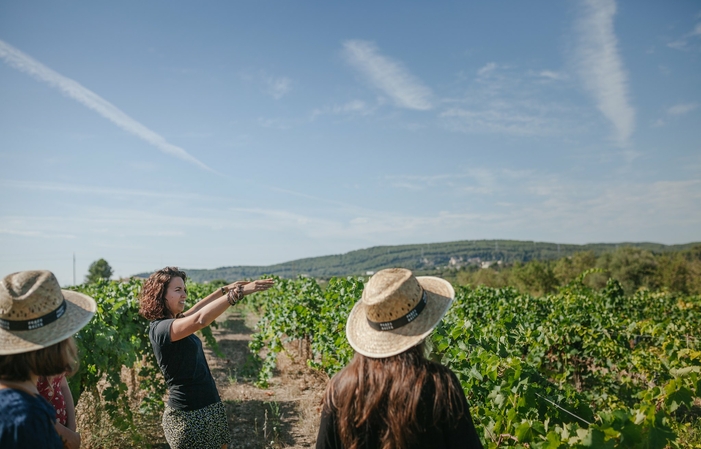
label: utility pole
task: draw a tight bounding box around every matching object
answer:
[73,253,76,285]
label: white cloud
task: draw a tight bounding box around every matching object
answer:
[667,22,701,50]
[667,103,698,116]
[441,64,584,137]
[477,62,498,77]
[573,0,635,146]
[1,179,223,201]
[265,75,292,99]
[385,169,517,195]
[0,40,216,173]
[342,40,433,110]
[257,117,294,129]
[653,102,699,127]
[0,228,75,239]
[667,40,688,50]
[310,99,377,120]
[375,170,701,243]
[537,70,566,81]
[440,106,557,136]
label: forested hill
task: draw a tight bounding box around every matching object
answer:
[134,240,699,283]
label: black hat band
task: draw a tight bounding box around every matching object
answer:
[0,300,67,331]
[367,289,427,332]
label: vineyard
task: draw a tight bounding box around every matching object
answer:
[250,273,701,448]
[66,274,700,448]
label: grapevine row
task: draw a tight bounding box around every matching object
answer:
[249,275,700,448]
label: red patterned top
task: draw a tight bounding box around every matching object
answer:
[36,375,67,426]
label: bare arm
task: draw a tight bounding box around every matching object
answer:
[170,279,273,342]
[59,376,76,431]
[182,281,246,317]
[55,422,81,449]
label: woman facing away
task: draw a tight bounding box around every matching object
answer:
[316,268,484,449]
[138,267,273,449]
[0,270,96,449]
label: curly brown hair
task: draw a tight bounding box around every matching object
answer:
[138,267,187,321]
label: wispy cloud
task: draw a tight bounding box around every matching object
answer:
[0,39,215,172]
[573,0,635,146]
[440,106,557,136]
[264,75,292,99]
[310,99,377,120]
[0,228,76,239]
[652,102,699,127]
[536,70,567,81]
[239,69,293,100]
[440,63,583,137]
[667,22,701,50]
[667,103,698,116]
[342,40,433,110]
[477,62,498,77]
[1,179,220,201]
[385,171,497,194]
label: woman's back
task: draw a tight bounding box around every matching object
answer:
[0,381,63,448]
[316,346,483,449]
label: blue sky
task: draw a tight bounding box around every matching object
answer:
[1,1,699,285]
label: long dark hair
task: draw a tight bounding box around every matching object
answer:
[322,343,465,449]
[138,267,187,320]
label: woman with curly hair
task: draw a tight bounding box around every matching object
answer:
[139,267,273,449]
[316,268,483,449]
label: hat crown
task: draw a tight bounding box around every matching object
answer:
[0,271,64,322]
[363,268,423,323]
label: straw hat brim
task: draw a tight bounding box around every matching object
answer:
[0,290,96,355]
[346,276,454,358]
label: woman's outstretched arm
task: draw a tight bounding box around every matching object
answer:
[182,281,248,317]
[170,279,273,342]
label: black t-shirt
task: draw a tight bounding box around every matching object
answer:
[316,369,484,449]
[0,388,62,449]
[149,318,220,411]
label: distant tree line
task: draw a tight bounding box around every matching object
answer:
[438,245,701,296]
[140,240,699,283]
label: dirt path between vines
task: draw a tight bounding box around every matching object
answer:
[203,309,329,449]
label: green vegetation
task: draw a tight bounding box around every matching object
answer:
[135,240,699,283]
[249,274,701,448]
[85,258,114,283]
[438,245,701,296]
[67,245,701,447]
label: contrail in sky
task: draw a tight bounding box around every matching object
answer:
[0,39,215,173]
[573,0,635,147]
[343,40,433,111]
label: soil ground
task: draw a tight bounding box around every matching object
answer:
[202,309,328,449]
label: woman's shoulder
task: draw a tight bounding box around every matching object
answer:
[0,388,56,418]
[149,317,174,331]
[148,318,176,347]
[0,389,61,448]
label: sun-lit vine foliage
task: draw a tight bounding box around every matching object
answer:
[249,274,701,448]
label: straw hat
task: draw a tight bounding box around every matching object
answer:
[0,270,96,355]
[346,268,454,358]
